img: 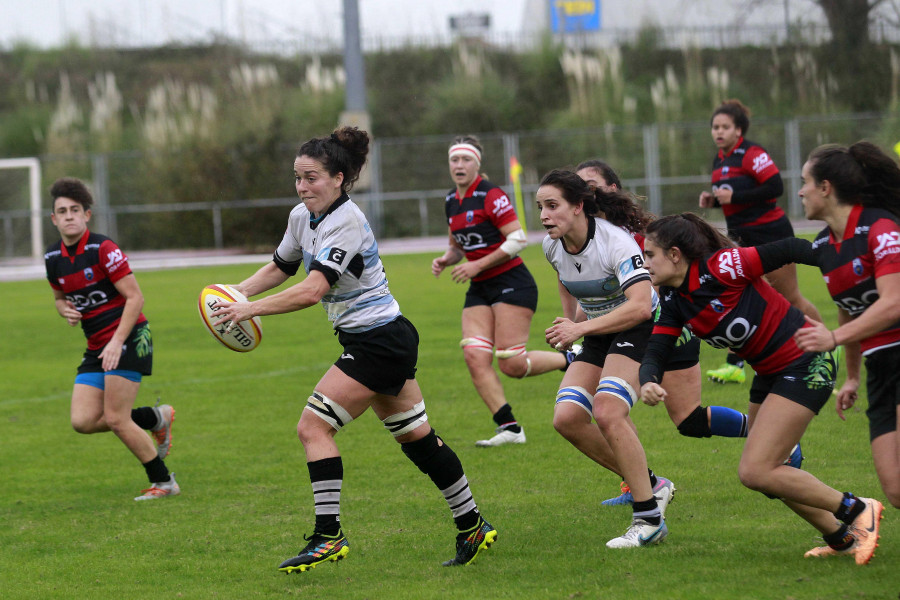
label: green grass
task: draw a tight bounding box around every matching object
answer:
[1,246,895,599]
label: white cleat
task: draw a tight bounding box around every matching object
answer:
[134,473,181,501]
[475,427,526,447]
[606,518,668,548]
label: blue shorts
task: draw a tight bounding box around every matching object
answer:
[75,370,143,390]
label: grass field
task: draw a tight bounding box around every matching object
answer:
[1,245,896,599]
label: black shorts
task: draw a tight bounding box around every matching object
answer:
[665,328,700,371]
[335,315,418,396]
[728,216,795,247]
[464,263,538,311]
[748,351,835,413]
[864,349,900,441]
[77,322,153,376]
[574,318,653,369]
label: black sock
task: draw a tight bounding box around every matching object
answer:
[142,456,169,484]
[492,403,520,433]
[823,524,855,550]
[726,353,744,368]
[648,469,658,489]
[633,498,661,526]
[834,492,865,525]
[402,429,479,531]
[132,407,158,430]
[308,457,343,536]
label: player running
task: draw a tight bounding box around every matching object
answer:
[210,127,496,572]
[640,213,882,564]
[432,135,574,447]
[44,177,177,501]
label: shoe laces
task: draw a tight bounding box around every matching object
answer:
[619,481,631,495]
[138,486,168,497]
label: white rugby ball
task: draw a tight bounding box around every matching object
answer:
[198,284,263,352]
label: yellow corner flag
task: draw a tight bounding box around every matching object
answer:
[509,156,527,233]
[894,140,900,159]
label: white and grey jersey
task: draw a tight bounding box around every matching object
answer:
[543,217,657,319]
[273,195,400,333]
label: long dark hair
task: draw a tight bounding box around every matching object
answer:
[575,159,623,190]
[711,99,751,135]
[539,169,652,234]
[807,141,900,219]
[645,213,734,262]
[297,126,369,194]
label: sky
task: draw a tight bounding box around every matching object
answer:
[0,0,827,50]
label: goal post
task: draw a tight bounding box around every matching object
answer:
[0,157,43,261]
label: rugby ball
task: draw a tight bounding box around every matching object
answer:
[198,284,263,352]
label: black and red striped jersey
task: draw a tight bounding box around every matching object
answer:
[651,246,805,375]
[810,204,900,355]
[710,137,785,228]
[45,229,146,350]
[445,175,523,282]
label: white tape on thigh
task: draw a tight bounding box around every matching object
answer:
[382,399,428,437]
[460,336,494,353]
[304,391,354,432]
[596,377,636,411]
[555,386,593,416]
[495,343,526,359]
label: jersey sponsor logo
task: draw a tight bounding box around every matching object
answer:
[466,210,474,223]
[852,258,864,276]
[706,317,758,350]
[328,248,347,265]
[631,255,644,269]
[699,274,713,284]
[104,248,125,271]
[453,231,487,250]
[574,261,582,272]
[710,299,725,312]
[834,290,880,316]
[492,194,513,217]
[84,267,94,281]
[734,148,746,155]
[751,152,774,174]
[716,250,744,279]
[67,289,109,311]
[873,231,900,257]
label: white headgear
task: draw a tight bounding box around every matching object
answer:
[448,143,482,166]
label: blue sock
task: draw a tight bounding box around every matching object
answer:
[709,406,748,437]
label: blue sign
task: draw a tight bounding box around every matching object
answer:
[550,0,601,33]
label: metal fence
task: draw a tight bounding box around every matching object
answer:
[2,112,898,261]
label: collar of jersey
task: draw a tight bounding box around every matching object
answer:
[60,228,91,261]
[718,136,745,159]
[309,193,350,230]
[455,175,483,202]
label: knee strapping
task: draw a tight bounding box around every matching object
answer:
[677,406,712,438]
[555,386,593,416]
[382,399,428,437]
[596,377,636,411]
[304,391,353,432]
[460,336,494,353]
[496,344,531,378]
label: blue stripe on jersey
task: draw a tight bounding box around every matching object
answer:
[362,240,381,268]
[338,292,398,317]
[325,278,389,303]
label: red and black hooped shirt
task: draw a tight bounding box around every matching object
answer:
[710,137,785,229]
[45,229,146,350]
[445,176,523,282]
[810,205,900,355]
